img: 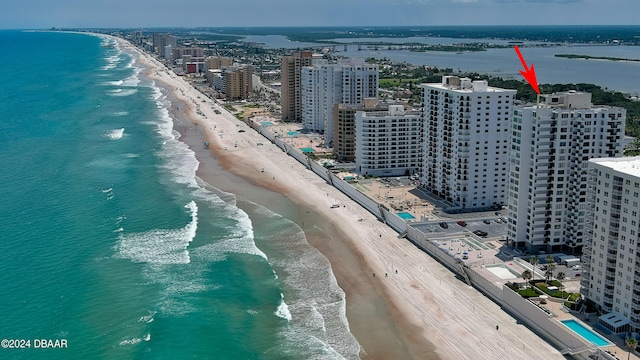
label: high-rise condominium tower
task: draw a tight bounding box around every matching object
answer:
[508,91,626,253]
[281,51,314,122]
[420,76,515,210]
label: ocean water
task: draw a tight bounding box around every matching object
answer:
[0,31,359,359]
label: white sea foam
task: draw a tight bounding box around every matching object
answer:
[107,88,138,97]
[102,187,113,193]
[249,203,360,360]
[113,227,123,233]
[143,333,151,342]
[122,68,141,86]
[123,153,139,158]
[114,111,129,117]
[194,206,267,261]
[275,293,292,321]
[106,128,125,140]
[102,54,120,69]
[103,80,123,86]
[118,337,142,346]
[115,215,126,226]
[141,258,213,317]
[116,201,197,264]
[139,310,156,323]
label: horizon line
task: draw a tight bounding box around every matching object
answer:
[4,24,640,31]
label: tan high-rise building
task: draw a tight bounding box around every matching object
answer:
[223,66,253,101]
[281,51,313,122]
[172,47,205,61]
[206,56,232,70]
[334,99,386,162]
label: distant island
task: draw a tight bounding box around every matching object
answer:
[555,54,640,62]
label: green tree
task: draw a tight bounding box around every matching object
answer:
[522,270,533,290]
[529,256,539,282]
[556,272,566,298]
[545,263,556,284]
[546,255,554,265]
[625,337,637,360]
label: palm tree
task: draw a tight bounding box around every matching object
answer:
[522,270,533,290]
[529,256,539,282]
[556,272,566,298]
[545,263,556,284]
[546,255,554,266]
[625,337,637,360]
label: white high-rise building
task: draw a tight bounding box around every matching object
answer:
[420,76,516,210]
[301,59,378,146]
[508,91,626,254]
[580,156,640,333]
[301,65,325,131]
[355,105,423,177]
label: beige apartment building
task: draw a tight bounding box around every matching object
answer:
[223,66,253,100]
[281,51,314,122]
[206,56,232,70]
[333,99,387,162]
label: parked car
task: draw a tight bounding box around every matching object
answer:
[483,219,491,224]
[457,220,467,227]
[439,222,448,229]
[572,265,582,270]
[473,230,488,237]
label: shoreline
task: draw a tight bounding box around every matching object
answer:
[116,36,566,360]
[149,51,425,360]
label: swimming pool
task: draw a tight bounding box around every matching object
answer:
[260,121,273,126]
[560,319,612,347]
[287,131,299,136]
[397,212,416,220]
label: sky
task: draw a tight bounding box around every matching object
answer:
[2,0,639,29]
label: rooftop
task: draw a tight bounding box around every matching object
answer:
[590,156,640,178]
[420,76,516,93]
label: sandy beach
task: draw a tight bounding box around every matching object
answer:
[117,37,566,359]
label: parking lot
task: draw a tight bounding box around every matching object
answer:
[412,217,508,240]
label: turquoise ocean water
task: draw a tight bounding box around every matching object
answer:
[0,31,359,359]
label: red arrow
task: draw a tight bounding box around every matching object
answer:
[514,46,540,94]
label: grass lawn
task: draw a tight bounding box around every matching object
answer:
[535,282,570,299]
[518,287,540,297]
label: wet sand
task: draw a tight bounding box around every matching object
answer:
[163,85,430,359]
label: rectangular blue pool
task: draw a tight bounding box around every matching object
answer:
[560,319,612,347]
[260,121,273,126]
[397,212,416,220]
[287,131,300,136]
